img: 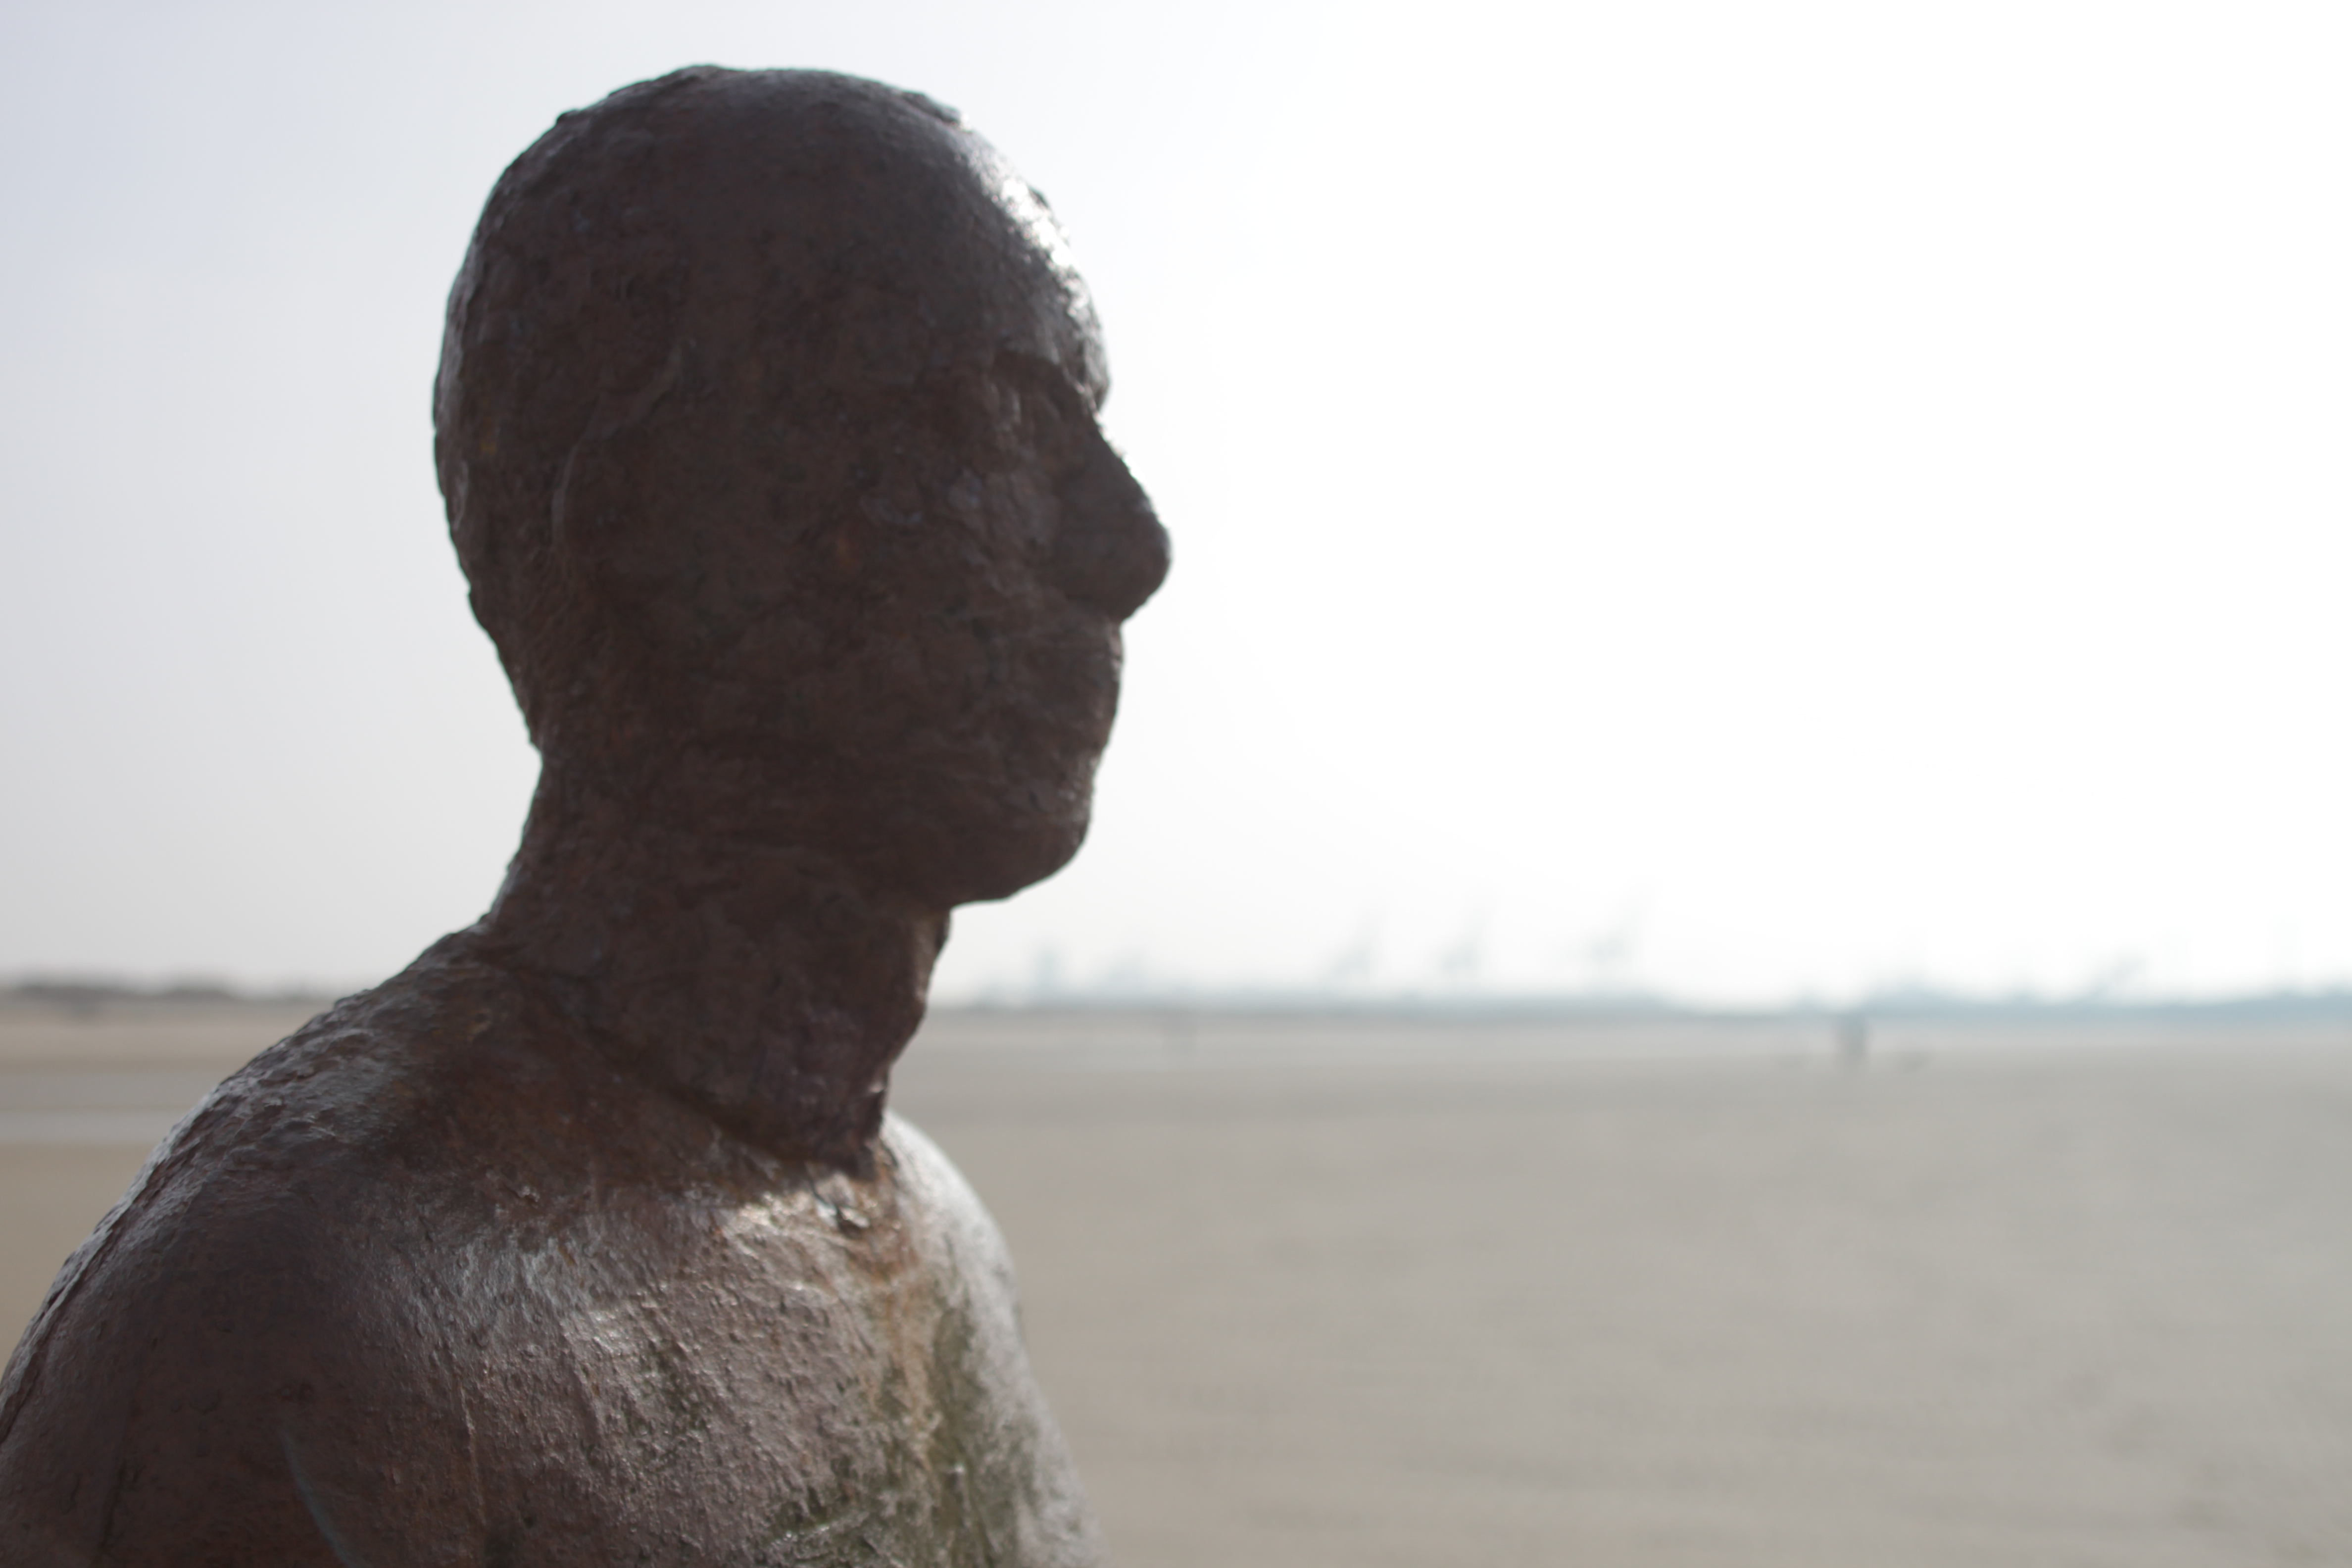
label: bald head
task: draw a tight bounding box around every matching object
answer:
[436,69,1122,734]
[434,67,1166,901]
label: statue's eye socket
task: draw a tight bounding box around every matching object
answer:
[990,353,1097,473]
[936,354,1093,482]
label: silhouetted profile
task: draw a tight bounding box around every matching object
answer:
[0,67,1167,1565]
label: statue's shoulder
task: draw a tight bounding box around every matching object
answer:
[0,935,680,1561]
[874,1112,1102,1563]
[0,929,735,1376]
[0,952,1104,1566]
[42,931,652,1245]
[881,1110,1029,1318]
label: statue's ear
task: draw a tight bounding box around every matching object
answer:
[548,343,692,611]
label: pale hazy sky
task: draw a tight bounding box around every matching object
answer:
[3,0,2347,1003]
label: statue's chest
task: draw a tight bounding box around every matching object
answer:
[539,1194,950,1449]
[489,1186,1006,1558]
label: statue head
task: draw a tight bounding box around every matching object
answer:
[434,68,1168,906]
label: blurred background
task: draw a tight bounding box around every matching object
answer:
[3,2,2349,1563]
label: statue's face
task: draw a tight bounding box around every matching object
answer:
[564,231,1166,907]
[718,307,1169,907]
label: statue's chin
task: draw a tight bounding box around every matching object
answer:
[908,794,1092,910]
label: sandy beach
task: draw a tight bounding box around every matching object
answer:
[4,997,2347,1566]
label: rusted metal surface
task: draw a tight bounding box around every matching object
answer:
[0,67,1164,1564]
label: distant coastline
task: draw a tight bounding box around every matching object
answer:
[0,978,345,1012]
[11,975,2352,1025]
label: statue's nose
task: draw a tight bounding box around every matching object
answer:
[1051,427,1171,621]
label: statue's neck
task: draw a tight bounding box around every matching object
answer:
[474,767,947,1168]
